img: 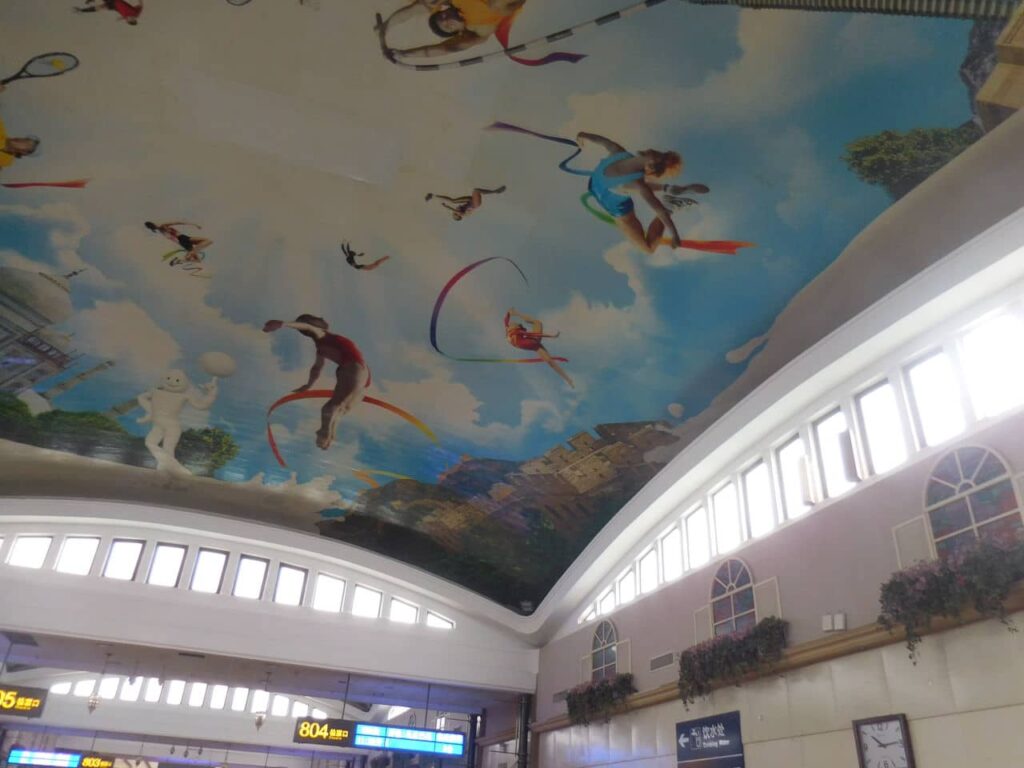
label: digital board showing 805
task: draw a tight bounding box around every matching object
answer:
[0,685,47,718]
[292,717,465,757]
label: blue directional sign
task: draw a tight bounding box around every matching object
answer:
[676,710,744,768]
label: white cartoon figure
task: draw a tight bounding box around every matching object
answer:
[136,353,235,474]
[137,370,217,474]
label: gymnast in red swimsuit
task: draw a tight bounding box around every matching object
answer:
[263,314,370,450]
[74,0,144,24]
[504,308,573,388]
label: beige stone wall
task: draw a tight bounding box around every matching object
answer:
[531,609,1024,768]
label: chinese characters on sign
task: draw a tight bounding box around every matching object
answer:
[293,718,357,746]
[0,685,47,718]
[676,711,744,768]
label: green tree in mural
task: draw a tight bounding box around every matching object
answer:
[843,122,983,200]
[177,427,240,476]
[33,409,131,458]
[0,393,38,443]
[0,396,240,475]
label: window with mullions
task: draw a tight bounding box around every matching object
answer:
[711,559,756,637]
[925,446,1023,558]
[591,620,618,682]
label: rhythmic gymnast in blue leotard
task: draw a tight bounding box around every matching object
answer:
[576,132,690,255]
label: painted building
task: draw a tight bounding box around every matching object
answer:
[0,268,78,394]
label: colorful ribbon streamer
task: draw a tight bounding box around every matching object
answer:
[351,467,413,488]
[486,121,576,147]
[160,248,211,278]
[266,390,438,468]
[1,179,88,189]
[494,17,586,67]
[430,256,568,364]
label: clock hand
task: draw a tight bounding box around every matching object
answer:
[870,736,886,748]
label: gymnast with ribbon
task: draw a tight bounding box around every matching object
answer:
[263,315,371,451]
[263,315,438,469]
[505,307,573,388]
[430,256,574,387]
[486,122,754,257]
[375,0,584,67]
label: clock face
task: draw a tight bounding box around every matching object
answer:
[857,719,909,768]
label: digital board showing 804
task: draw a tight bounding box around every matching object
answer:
[293,719,353,745]
[292,717,465,757]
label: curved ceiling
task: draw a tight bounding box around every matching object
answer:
[0,0,1016,614]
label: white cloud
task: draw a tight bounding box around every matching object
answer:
[0,202,116,289]
[0,248,48,274]
[71,300,182,382]
[561,11,932,144]
[543,242,659,360]
[364,343,569,448]
[725,331,771,365]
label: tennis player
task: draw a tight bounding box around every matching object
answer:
[0,85,40,173]
[73,0,144,25]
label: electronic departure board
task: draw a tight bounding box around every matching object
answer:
[0,685,47,718]
[292,717,465,757]
[6,751,115,768]
[7,751,82,768]
[351,723,464,756]
[293,718,356,746]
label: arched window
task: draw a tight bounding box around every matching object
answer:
[591,620,618,682]
[925,446,1023,558]
[711,559,755,637]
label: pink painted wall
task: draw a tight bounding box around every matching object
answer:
[535,409,1024,722]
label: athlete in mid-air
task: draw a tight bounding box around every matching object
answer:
[341,241,389,271]
[425,186,505,221]
[377,0,524,60]
[263,315,370,450]
[575,131,708,255]
[0,84,40,174]
[73,0,144,25]
[505,308,573,388]
[144,221,213,263]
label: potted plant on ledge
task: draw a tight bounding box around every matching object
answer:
[677,616,788,710]
[566,673,637,726]
[878,537,1024,662]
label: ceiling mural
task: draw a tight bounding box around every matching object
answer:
[0,0,1016,612]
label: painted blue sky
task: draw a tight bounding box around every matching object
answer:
[0,0,979,507]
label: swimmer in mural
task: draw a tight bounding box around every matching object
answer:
[341,241,390,271]
[505,308,573,388]
[263,315,370,450]
[574,131,689,256]
[375,1,583,66]
[425,185,505,221]
[73,0,144,24]
[145,221,213,263]
[0,85,40,173]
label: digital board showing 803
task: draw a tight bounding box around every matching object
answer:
[292,717,465,757]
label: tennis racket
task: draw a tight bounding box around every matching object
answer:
[1,52,80,86]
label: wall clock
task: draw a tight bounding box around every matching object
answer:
[852,714,916,768]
